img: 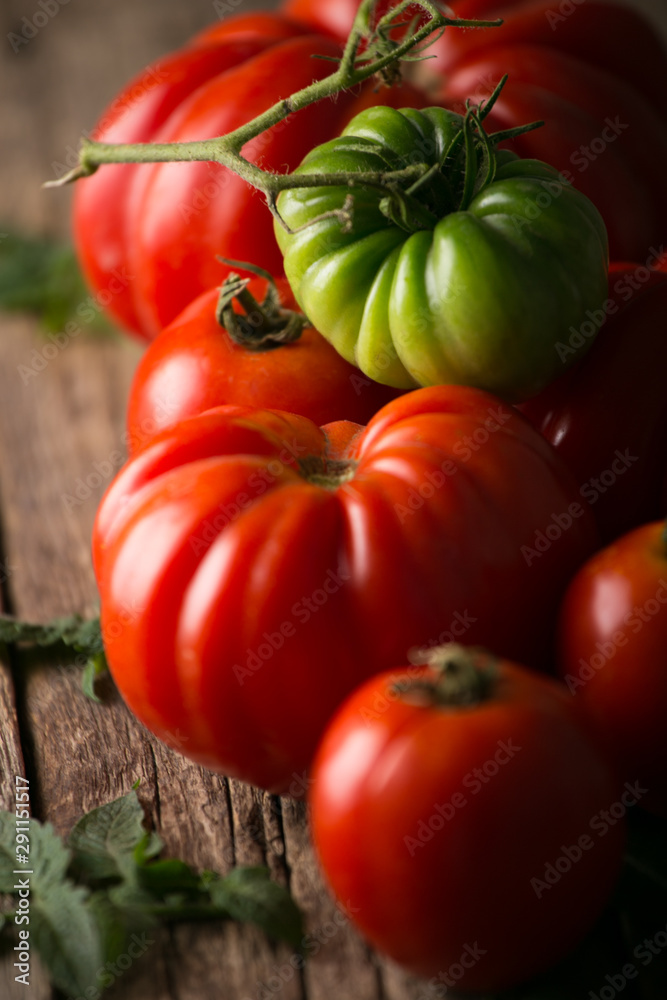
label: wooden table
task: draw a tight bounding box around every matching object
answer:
[1,1,666,997]
[0,2,433,996]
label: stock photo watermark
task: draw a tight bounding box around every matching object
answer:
[563,579,667,693]
[404,738,522,857]
[8,0,72,54]
[530,782,646,899]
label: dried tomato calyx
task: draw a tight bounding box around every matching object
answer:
[393,644,499,708]
[216,264,306,352]
[298,455,357,490]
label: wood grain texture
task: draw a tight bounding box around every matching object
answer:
[0,3,386,996]
[1,0,666,997]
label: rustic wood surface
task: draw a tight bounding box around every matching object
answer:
[1,1,667,998]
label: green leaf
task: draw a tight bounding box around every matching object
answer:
[1,793,305,997]
[0,612,104,656]
[0,227,109,333]
[0,812,19,892]
[107,881,161,914]
[31,880,102,996]
[209,867,303,949]
[0,813,71,895]
[86,890,131,967]
[86,890,156,969]
[67,790,150,882]
[0,614,107,698]
[21,818,71,892]
[81,651,110,703]
[137,857,201,896]
[133,829,164,866]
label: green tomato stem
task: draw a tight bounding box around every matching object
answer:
[44,0,503,231]
[393,644,499,707]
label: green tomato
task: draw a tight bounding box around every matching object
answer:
[275,106,609,400]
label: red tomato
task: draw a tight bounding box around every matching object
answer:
[125,277,402,454]
[310,646,626,991]
[282,0,426,41]
[288,0,667,115]
[439,45,667,260]
[284,0,667,259]
[428,0,667,117]
[558,521,667,816]
[73,11,423,341]
[519,263,667,544]
[93,387,597,792]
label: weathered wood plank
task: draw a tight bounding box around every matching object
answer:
[0,0,376,992]
[0,318,312,999]
[3,0,665,997]
[282,800,383,1000]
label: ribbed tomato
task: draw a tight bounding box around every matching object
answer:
[73,11,423,341]
[93,386,597,791]
[283,0,667,259]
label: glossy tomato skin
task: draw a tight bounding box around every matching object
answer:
[276,106,608,399]
[558,522,667,816]
[284,1,667,260]
[440,47,667,261]
[520,263,667,544]
[427,0,667,118]
[125,278,403,453]
[93,387,597,792]
[286,0,667,118]
[73,13,423,341]
[310,653,625,991]
[73,14,302,339]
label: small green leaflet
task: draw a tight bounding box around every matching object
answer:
[0,612,103,652]
[31,881,103,997]
[0,790,304,996]
[67,790,159,882]
[209,867,304,950]
[0,227,110,333]
[0,612,108,700]
[0,815,102,995]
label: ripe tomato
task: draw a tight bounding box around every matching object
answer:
[428,0,667,117]
[286,0,667,117]
[439,45,667,261]
[558,521,667,816]
[73,11,423,341]
[310,646,626,991]
[125,275,402,453]
[93,386,597,792]
[282,0,667,259]
[282,0,427,42]
[276,105,608,399]
[519,262,667,543]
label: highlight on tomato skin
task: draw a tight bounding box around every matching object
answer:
[72,9,425,342]
[92,385,599,793]
[280,0,667,262]
[309,645,627,993]
[518,263,667,545]
[557,520,667,817]
[125,276,404,453]
[275,103,610,401]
